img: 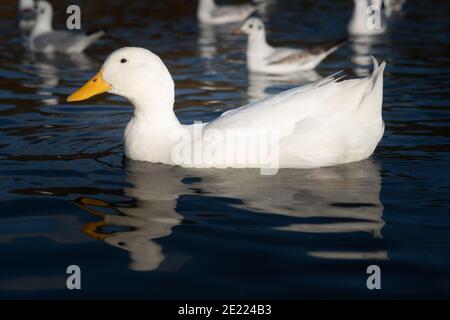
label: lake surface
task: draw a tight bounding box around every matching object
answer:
[0,0,449,299]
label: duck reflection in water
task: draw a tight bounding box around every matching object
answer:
[76,162,185,272]
[76,159,386,272]
[22,52,96,105]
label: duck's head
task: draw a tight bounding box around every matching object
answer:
[67,47,175,108]
[236,17,265,36]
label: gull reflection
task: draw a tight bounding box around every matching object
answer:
[247,71,321,102]
[77,159,385,271]
[349,36,380,77]
[31,61,59,105]
[198,23,219,61]
[23,52,95,105]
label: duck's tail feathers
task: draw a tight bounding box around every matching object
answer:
[356,57,386,117]
[371,56,386,77]
[369,56,386,91]
[298,70,346,93]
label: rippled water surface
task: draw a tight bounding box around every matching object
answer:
[1,0,450,298]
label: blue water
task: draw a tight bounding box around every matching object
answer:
[0,0,449,299]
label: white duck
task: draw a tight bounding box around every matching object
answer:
[348,0,386,36]
[30,1,104,53]
[237,17,346,74]
[197,0,257,25]
[18,0,36,33]
[67,47,385,170]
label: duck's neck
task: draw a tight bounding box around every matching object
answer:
[124,91,183,163]
[247,31,272,58]
[129,93,181,130]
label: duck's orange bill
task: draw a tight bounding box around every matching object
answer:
[67,69,111,102]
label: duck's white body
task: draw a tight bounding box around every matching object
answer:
[197,0,256,25]
[68,48,386,171]
[348,0,386,36]
[239,18,345,74]
[29,1,104,53]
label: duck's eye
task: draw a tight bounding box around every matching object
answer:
[40,9,45,14]
[120,58,127,64]
[249,24,253,29]
[258,26,262,30]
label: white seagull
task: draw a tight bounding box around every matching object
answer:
[237,18,346,74]
[348,0,386,36]
[197,0,257,25]
[67,47,386,170]
[29,1,105,53]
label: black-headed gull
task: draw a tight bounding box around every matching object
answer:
[29,1,105,53]
[236,18,346,74]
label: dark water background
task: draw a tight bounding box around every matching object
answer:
[0,0,449,298]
